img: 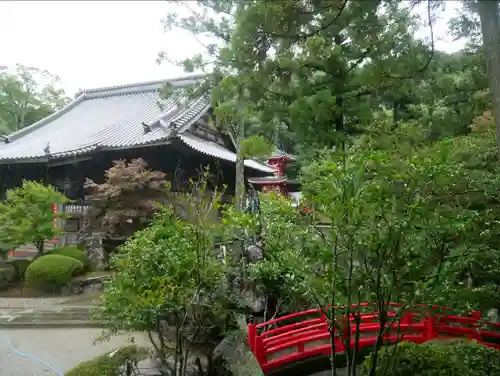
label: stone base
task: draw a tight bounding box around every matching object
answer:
[62,275,110,296]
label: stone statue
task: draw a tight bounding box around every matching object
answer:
[83,232,106,270]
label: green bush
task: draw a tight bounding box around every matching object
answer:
[362,339,500,376]
[24,254,84,290]
[7,259,31,281]
[50,246,89,269]
[64,345,149,376]
[0,268,10,284]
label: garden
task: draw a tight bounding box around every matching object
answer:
[0,182,119,303]
[67,123,500,376]
[5,1,500,375]
[0,181,100,297]
[3,134,500,375]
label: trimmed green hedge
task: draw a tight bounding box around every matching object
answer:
[64,345,149,376]
[50,246,89,269]
[25,254,84,290]
[362,339,500,376]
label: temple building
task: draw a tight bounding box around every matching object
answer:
[0,74,273,248]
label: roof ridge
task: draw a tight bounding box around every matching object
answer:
[0,73,210,152]
[75,73,206,98]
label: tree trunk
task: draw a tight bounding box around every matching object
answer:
[478,0,500,159]
[234,117,245,213]
[36,240,44,256]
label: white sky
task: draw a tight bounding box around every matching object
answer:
[0,1,464,98]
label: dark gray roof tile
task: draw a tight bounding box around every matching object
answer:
[0,75,208,162]
[0,74,273,174]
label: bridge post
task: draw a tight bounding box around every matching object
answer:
[425,313,437,340]
[471,310,482,320]
[400,311,412,325]
[248,323,256,350]
[253,335,265,365]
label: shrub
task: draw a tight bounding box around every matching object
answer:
[362,339,500,376]
[448,339,500,376]
[24,254,84,290]
[7,259,31,281]
[0,259,16,282]
[0,181,69,255]
[0,268,10,284]
[64,345,149,376]
[50,246,89,269]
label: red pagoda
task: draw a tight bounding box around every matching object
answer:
[247,151,301,204]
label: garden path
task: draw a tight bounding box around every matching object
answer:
[0,328,156,376]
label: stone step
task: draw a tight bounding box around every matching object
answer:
[0,320,105,328]
[0,308,94,326]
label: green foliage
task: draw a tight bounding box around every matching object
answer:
[239,135,274,160]
[50,246,89,269]
[0,243,12,260]
[94,174,229,375]
[94,207,226,331]
[0,64,69,134]
[24,254,84,290]
[363,339,500,376]
[160,1,495,156]
[222,194,315,313]
[64,345,149,376]
[7,259,31,281]
[150,3,500,371]
[0,267,10,285]
[162,1,450,152]
[220,126,500,324]
[0,180,69,254]
[448,0,482,50]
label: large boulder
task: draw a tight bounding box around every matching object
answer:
[212,317,264,376]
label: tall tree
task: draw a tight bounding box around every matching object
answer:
[0,181,69,255]
[0,64,69,134]
[160,1,273,212]
[84,158,168,266]
[477,0,500,159]
[161,1,439,206]
[448,0,482,50]
[401,49,488,140]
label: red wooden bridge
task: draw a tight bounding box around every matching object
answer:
[248,303,500,374]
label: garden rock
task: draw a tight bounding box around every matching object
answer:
[242,288,265,314]
[488,308,499,323]
[245,243,263,262]
[212,329,264,376]
[64,275,110,295]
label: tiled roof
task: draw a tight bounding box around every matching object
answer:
[179,134,274,172]
[0,74,273,173]
[271,148,296,160]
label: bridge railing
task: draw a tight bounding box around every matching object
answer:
[248,303,500,373]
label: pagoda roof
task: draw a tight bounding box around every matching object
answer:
[247,176,300,185]
[270,148,296,161]
[0,74,273,173]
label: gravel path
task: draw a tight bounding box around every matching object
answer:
[0,328,153,376]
